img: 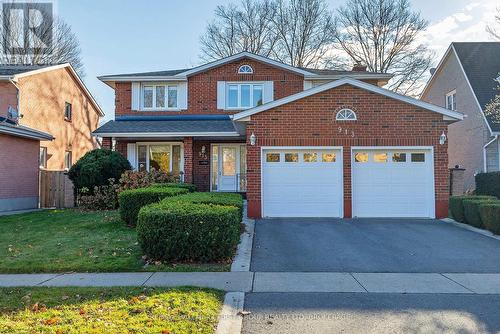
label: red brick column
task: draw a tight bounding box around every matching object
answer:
[101,137,112,149]
[183,137,193,183]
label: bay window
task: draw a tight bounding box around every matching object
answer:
[136,143,183,174]
[142,84,178,110]
[227,83,263,109]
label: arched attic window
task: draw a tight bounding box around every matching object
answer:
[335,108,357,121]
[238,64,253,74]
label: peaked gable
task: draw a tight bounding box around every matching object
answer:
[232,77,464,121]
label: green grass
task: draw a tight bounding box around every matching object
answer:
[0,286,223,333]
[0,210,230,273]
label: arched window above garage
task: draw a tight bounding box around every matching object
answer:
[336,108,357,121]
[238,64,254,74]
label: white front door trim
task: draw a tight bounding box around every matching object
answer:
[351,146,435,218]
[260,146,344,218]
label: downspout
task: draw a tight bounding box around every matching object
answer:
[483,135,498,172]
[8,76,20,120]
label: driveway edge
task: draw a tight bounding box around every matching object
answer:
[215,292,245,334]
[441,218,500,241]
[231,201,255,272]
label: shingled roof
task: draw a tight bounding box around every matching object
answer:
[452,42,500,132]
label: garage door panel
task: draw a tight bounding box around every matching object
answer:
[262,148,343,218]
[352,149,434,218]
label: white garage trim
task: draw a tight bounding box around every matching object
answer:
[351,146,435,218]
[261,146,344,218]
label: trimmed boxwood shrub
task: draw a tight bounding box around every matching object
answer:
[150,182,197,192]
[463,198,498,228]
[137,201,241,262]
[68,149,131,191]
[449,195,496,222]
[163,192,244,219]
[118,187,189,226]
[475,172,500,199]
[479,203,500,235]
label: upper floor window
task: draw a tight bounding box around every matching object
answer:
[445,90,456,111]
[64,102,72,121]
[238,65,253,74]
[39,147,47,168]
[142,84,178,110]
[64,151,72,170]
[227,83,263,109]
[336,108,357,121]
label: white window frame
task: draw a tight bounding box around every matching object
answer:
[39,147,47,169]
[141,83,179,111]
[445,90,456,111]
[135,142,184,173]
[336,108,357,121]
[64,151,72,170]
[225,82,264,110]
[238,64,253,74]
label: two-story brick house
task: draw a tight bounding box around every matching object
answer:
[95,52,463,219]
[422,42,500,191]
[0,64,104,171]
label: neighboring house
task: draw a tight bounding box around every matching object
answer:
[0,117,53,211]
[95,51,463,219]
[421,42,500,191]
[0,64,104,171]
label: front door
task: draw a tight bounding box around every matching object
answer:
[211,144,246,192]
[220,146,237,191]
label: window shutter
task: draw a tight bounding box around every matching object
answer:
[177,82,188,109]
[131,82,140,110]
[263,81,274,104]
[127,143,137,170]
[217,81,226,110]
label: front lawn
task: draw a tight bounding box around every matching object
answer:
[0,210,229,273]
[0,286,223,333]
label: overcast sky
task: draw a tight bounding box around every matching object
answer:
[57,0,499,123]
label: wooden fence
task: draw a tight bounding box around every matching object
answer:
[39,170,75,208]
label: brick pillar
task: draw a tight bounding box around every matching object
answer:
[449,167,466,196]
[183,137,193,183]
[101,137,112,149]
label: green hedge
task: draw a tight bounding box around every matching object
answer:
[137,201,241,262]
[150,182,197,192]
[463,198,498,228]
[479,203,500,235]
[475,172,500,198]
[163,192,244,220]
[449,195,496,222]
[118,187,189,226]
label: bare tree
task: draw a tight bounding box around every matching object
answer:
[0,2,84,77]
[200,0,337,68]
[271,0,336,68]
[333,0,432,95]
[200,0,277,61]
[487,8,500,40]
[484,76,500,127]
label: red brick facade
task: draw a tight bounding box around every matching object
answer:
[114,58,304,117]
[245,84,449,219]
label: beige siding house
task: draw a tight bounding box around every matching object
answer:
[422,42,500,191]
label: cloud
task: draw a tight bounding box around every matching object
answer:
[421,0,498,58]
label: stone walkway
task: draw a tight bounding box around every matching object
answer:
[1,272,500,294]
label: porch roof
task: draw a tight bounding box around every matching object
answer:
[93,115,246,138]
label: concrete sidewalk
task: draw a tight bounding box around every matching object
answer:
[1,272,500,294]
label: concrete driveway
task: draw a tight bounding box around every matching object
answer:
[242,293,500,334]
[251,218,500,273]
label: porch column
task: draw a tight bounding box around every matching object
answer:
[183,137,193,183]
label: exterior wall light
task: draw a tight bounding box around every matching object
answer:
[439,131,447,145]
[250,132,256,146]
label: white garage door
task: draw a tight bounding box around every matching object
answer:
[262,148,343,217]
[352,148,435,218]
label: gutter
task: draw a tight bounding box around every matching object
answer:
[91,131,242,138]
[483,135,498,172]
